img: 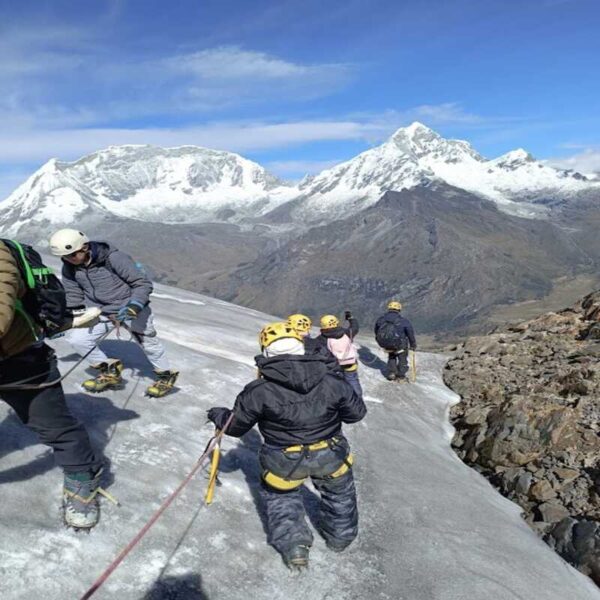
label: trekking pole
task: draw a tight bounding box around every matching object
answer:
[204,435,222,505]
[410,350,417,383]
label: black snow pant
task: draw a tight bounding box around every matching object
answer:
[258,436,359,556]
[0,344,100,474]
[387,349,409,378]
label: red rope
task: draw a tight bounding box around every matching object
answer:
[80,413,234,600]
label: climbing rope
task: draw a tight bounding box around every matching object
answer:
[79,413,234,600]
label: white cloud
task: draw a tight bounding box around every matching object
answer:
[165,46,339,80]
[408,102,485,125]
[0,102,509,168]
[0,118,397,164]
[546,148,600,176]
[0,26,355,126]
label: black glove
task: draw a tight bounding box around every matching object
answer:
[344,310,352,320]
[207,407,232,430]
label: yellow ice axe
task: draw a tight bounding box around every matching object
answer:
[204,436,222,505]
[410,350,417,383]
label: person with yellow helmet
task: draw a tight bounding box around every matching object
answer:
[207,321,366,571]
[313,310,363,397]
[286,313,317,351]
[374,300,417,381]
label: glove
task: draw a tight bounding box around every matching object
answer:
[72,307,102,328]
[344,310,352,320]
[207,407,232,430]
[116,300,145,323]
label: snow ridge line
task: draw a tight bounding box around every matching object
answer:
[79,413,234,600]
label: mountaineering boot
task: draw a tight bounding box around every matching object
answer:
[326,539,351,553]
[283,545,310,571]
[146,369,179,398]
[63,468,103,529]
[386,372,397,381]
[82,360,124,393]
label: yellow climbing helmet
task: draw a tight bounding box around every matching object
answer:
[387,300,402,311]
[259,321,303,350]
[319,314,340,329]
[287,313,312,334]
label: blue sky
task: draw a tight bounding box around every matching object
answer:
[0,0,599,198]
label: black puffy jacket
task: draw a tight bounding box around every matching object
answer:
[225,354,367,447]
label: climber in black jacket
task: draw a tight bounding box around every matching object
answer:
[207,321,367,571]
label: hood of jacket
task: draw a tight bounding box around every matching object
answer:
[320,326,346,340]
[89,241,120,267]
[255,354,330,393]
[62,241,116,270]
[383,310,404,323]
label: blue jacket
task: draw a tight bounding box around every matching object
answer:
[61,242,152,315]
[374,311,417,350]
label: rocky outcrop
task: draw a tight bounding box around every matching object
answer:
[444,290,600,581]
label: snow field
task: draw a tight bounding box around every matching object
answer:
[0,284,599,599]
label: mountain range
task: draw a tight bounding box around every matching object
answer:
[1,122,599,338]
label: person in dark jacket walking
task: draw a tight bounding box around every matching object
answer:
[374,301,417,381]
[0,240,103,529]
[313,312,363,397]
[207,321,367,571]
[49,229,178,397]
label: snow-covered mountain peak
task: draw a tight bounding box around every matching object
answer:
[388,121,483,163]
[0,144,298,234]
[293,124,599,223]
[1,125,599,240]
[492,148,536,168]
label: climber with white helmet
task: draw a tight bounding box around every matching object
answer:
[49,229,178,397]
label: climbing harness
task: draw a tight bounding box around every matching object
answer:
[261,437,354,492]
[79,413,234,600]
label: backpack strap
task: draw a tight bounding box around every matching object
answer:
[4,240,54,288]
[14,299,42,341]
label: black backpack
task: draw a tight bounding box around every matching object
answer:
[3,240,69,336]
[375,317,407,351]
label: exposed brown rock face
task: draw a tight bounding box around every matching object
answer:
[444,291,600,581]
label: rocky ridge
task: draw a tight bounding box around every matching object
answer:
[444,291,600,581]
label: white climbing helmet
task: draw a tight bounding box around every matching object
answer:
[49,229,89,256]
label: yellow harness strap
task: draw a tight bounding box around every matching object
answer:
[262,471,306,491]
[284,439,330,453]
[262,436,354,491]
[326,453,353,479]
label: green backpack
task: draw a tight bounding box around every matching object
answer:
[2,240,69,336]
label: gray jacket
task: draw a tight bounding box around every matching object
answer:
[61,242,153,315]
